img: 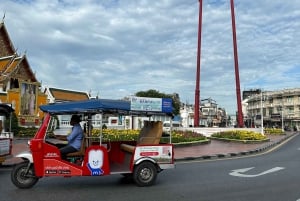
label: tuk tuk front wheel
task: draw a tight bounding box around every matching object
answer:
[11,162,39,189]
[133,161,157,187]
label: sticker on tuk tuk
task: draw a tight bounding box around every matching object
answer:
[134,145,172,163]
[44,159,82,176]
[140,151,159,157]
[87,149,104,176]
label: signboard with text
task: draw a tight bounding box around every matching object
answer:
[130,97,172,113]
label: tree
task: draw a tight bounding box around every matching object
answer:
[135,89,180,115]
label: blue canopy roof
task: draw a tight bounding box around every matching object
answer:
[40,99,131,114]
[39,98,173,116]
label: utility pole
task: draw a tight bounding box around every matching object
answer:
[281,94,284,132]
[260,92,264,135]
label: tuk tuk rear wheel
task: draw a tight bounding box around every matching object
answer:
[11,162,39,189]
[133,161,157,187]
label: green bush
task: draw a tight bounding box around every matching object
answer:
[15,126,284,143]
[17,127,38,137]
[92,129,206,143]
[163,130,206,143]
[211,130,267,141]
[92,128,139,141]
[264,128,284,135]
[15,127,208,144]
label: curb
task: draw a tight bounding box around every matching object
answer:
[208,136,270,144]
[173,139,211,147]
[174,132,298,162]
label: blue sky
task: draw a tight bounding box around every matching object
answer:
[1,0,300,114]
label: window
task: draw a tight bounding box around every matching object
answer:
[269,98,273,104]
[269,108,273,115]
[286,96,293,103]
[287,106,294,114]
[263,108,266,116]
[276,97,282,105]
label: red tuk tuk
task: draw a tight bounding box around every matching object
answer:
[0,104,14,165]
[11,97,175,188]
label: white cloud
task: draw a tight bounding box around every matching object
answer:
[1,0,300,114]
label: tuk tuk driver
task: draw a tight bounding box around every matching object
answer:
[56,114,84,160]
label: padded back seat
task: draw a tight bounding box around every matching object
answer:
[120,121,163,153]
[66,137,86,157]
[137,121,163,144]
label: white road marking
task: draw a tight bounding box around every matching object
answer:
[229,167,285,178]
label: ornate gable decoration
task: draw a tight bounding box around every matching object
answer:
[0,21,38,89]
[0,22,15,57]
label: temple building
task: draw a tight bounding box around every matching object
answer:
[0,20,47,126]
[0,20,93,128]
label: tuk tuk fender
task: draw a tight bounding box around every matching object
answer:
[134,157,175,171]
[15,151,33,163]
[134,157,157,166]
[133,157,161,172]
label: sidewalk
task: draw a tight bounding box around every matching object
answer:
[174,132,297,161]
[2,132,297,166]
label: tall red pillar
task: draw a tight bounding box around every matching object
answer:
[194,0,203,127]
[230,0,244,127]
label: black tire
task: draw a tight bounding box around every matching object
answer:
[11,162,39,189]
[133,161,157,187]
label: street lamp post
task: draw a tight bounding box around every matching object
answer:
[281,96,284,132]
[260,92,264,135]
[281,109,284,132]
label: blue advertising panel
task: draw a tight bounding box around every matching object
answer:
[161,98,173,113]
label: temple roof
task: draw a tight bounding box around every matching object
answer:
[0,55,15,71]
[45,87,90,102]
[0,21,38,83]
[0,21,16,56]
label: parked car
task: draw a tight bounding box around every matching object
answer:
[163,121,182,133]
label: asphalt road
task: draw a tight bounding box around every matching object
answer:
[1,134,300,201]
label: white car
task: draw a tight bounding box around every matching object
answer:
[163,121,182,132]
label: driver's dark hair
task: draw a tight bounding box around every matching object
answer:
[71,114,81,123]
